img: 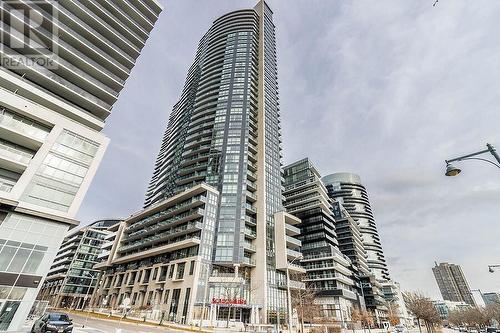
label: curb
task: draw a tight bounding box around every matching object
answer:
[61,309,214,333]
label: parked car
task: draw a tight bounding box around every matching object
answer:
[459,327,467,332]
[31,313,73,333]
[486,328,498,333]
[394,325,408,333]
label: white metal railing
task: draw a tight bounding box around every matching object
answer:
[0,108,49,141]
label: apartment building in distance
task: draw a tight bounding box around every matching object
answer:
[283,158,360,324]
[0,0,161,330]
[38,219,121,309]
[432,262,476,306]
[482,292,500,306]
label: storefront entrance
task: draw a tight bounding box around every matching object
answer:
[0,301,20,331]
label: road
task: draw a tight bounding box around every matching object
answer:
[24,313,184,333]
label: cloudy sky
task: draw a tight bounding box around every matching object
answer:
[77,0,500,299]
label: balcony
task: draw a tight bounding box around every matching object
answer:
[289,280,306,289]
[114,237,201,264]
[245,216,256,226]
[242,257,256,266]
[0,177,16,193]
[246,191,257,202]
[243,242,256,253]
[248,162,257,172]
[247,170,257,181]
[120,222,203,252]
[0,109,49,148]
[285,223,300,236]
[209,272,245,284]
[245,204,257,215]
[246,181,257,192]
[0,141,33,172]
[286,235,301,249]
[287,262,306,274]
[287,248,302,259]
[244,228,256,239]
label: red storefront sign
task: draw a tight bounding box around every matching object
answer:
[211,298,247,305]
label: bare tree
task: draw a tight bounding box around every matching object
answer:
[360,309,375,333]
[290,273,319,333]
[404,291,441,333]
[387,301,401,327]
[448,307,493,330]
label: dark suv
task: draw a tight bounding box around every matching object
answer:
[31,313,73,333]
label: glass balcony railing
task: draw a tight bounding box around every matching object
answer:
[0,141,33,165]
[243,242,256,251]
[287,248,302,258]
[244,228,256,238]
[0,108,49,141]
[126,197,206,232]
[242,257,256,266]
[0,179,15,193]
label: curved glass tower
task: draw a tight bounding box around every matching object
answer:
[322,173,390,281]
[143,1,286,323]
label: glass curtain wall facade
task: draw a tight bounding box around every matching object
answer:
[0,0,161,330]
[143,1,285,323]
[38,219,121,309]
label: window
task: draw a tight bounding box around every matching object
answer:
[164,289,170,304]
[21,131,99,212]
[168,265,174,279]
[0,240,46,274]
[159,266,167,281]
[176,263,185,280]
[189,261,195,275]
[0,245,16,271]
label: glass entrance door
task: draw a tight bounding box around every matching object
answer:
[0,300,21,330]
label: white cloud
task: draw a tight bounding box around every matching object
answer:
[77,0,500,298]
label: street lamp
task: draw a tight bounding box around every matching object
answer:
[488,265,500,273]
[82,271,98,328]
[286,255,303,333]
[444,143,500,176]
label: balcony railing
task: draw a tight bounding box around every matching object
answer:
[242,257,256,266]
[0,109,49,141]
[0,141,33,165]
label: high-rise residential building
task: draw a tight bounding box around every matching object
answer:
[94,1,303,326]
[38,219,121,309]
[331,201,369,276]
[360,275,388,325]
[432,262,475,306]
[322,173,390,282]
[0,0,161,330]
[283,158,360,324]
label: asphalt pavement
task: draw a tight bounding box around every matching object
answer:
[23,312,185,333]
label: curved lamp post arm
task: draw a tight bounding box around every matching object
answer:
[460,157,500,169]
[444,143,500,176]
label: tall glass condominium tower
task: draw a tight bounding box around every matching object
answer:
[144,1,286,323]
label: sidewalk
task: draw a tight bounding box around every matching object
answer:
[61,309,214,333]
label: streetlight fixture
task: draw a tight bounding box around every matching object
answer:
[488,265,500,273]
[444,143,500,176]
[286,255,303,333]
[82,271,98,328]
